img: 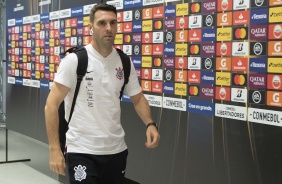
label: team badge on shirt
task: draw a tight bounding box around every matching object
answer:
[116,67,124,80]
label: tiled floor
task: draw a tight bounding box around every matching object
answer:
[0,129,61,184]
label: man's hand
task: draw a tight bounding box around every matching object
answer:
[145,126,160,148]
[49,149,66,176]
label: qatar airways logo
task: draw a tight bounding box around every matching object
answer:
[250,25,267,40]
[164,57,174,68]
[203,1,216,13]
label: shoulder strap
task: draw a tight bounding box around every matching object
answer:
[68,47,88,122]
[115,48,131,100]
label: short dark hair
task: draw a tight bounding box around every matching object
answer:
[89,3,117,23]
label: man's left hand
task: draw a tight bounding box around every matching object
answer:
[145,126,160,148]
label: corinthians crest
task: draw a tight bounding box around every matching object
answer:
[116,67,124,80]
[74,165,87,181]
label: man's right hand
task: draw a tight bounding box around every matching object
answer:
[49,149,66,176]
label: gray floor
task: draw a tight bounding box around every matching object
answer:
[0,128,61,184]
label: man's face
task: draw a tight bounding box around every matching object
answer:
[90,10,117,46]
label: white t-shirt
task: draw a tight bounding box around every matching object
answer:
[54,44,142,155]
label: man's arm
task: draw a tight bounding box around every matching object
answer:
[45,82,70,175]
[130,92,160,148]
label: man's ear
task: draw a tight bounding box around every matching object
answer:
[88,23,93,34]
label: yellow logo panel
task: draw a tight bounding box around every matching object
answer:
[83,17,90,26]
[175,44,188,56]
[269,7,282,23]
[35,71,40,79]
[49,39,55,47]
[268,58,282,73]
[23,33,27,40]
[216,72,231,86]
[11,41,15,48]
[65,28,71,37]
[175,83,187,96]
[142,20,153,32]
[35,23,40,32]
[11,62,15,69]
[217,27,232,41]
[35,48,40,56]
[49,64,55,72]
[23,55,27,62]
[176,3,189,16]
[142,56,152,67]
[114,34,123,44]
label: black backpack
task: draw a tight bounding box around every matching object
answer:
[58,47,131,152]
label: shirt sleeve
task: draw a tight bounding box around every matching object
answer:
[54,53,78,89]
[124,61,142,97]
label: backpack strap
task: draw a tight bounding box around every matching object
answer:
[68,47,88,122]
[115,48,131,100]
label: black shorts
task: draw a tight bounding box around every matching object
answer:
[66,149,128,184]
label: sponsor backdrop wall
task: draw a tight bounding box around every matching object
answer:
[5,0,282,183]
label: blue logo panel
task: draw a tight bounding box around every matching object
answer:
[15,78,23,85]
[132,21,142,32]
[164,44,175,56]
[201,71,215,85]
[187,100,214,115]
[163,82,174,95]
[15,18,23,26]
[202,28,216,42]
[249,58,267,73]
[40,13,50,22]
[165,5,176,17]
[131,56,142,68]
[71,7,84,17]
[250,8,268,24]
[124,0,142,9]
[77,17,84,27]
[40,80,49,89]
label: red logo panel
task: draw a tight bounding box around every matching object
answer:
[231,58,248,72]
[215,86,231,101]
[216,42,232,56]
[187,70,201,84]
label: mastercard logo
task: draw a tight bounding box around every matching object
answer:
[40,48,45,54]
[40,72,45,79]
[71,29,76,36]
[189,86,199,96]
[154,58,162,67]
[274,25,282,39]
[235,28,247,39]
[55,39,60,46]
[190,45,200,54]
[234,74,245,85]
[124,35,131,42]
[190,3,200,13]
[272,75,281,89]
[154,21,162,30]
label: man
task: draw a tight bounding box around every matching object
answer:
[45,3,160,184]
